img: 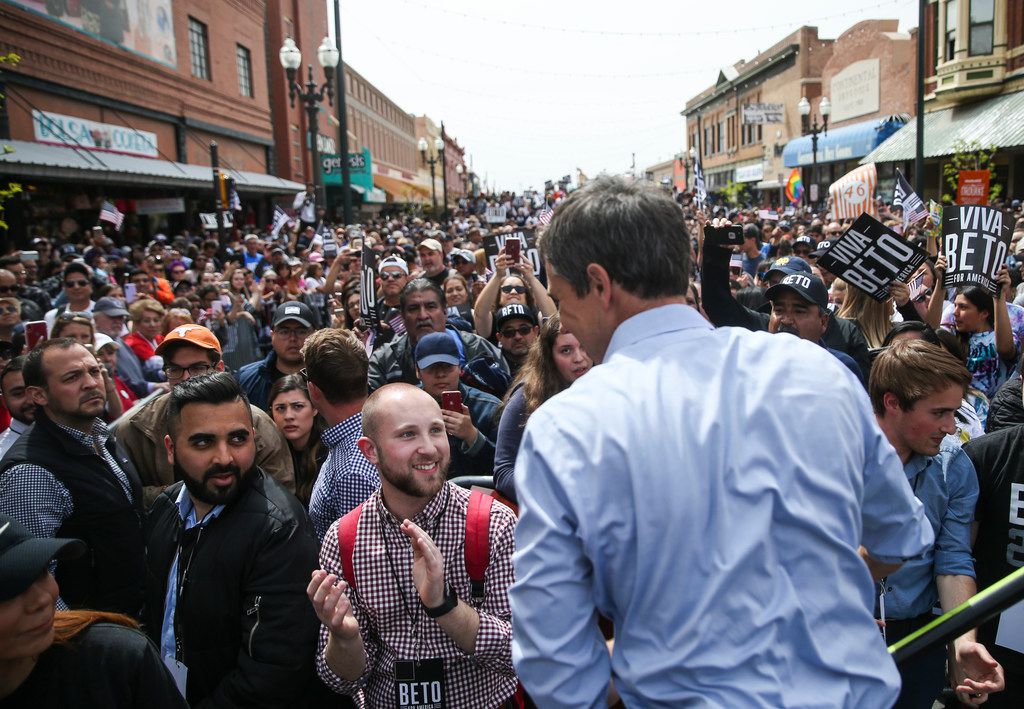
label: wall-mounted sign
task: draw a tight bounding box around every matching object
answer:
[734,162,764,183]
[32,110,159,158]
[321,148,373,191]
[830,59,880,123]
[135,197,185,215]
[741,103,784,125]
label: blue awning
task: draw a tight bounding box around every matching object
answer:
[782,118,904,168]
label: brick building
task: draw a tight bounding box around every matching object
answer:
[682,27,834,207]
[0,0,301,241]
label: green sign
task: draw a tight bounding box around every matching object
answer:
[322,148,373,191]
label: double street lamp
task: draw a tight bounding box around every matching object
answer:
[418,136,444,215]
[279,37,340,216]
[797,95,830,206]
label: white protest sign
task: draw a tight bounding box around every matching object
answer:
[485,205,507,224]
[199,212,233,230]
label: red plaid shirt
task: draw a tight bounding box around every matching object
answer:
[316,482,517,708]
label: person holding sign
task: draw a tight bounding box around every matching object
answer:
[472,244,555,340]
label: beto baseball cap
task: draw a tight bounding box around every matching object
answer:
[765,255,813,280]
[0,514,85,602]
[810,240,834,258]
[156,324,223,356]
[272,301,314,329]
[765,273,829,310]
[494,303,537,330]
[415,332,461,369]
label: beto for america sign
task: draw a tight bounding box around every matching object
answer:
[942,205,1012,296]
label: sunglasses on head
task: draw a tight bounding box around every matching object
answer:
[500,285,526,294]
[56,311,93,322]
[500,324,533,338]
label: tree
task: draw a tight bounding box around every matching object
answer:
[0,52,22,232]
[941,139,1002,204]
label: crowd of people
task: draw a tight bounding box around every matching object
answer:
[0,177,1023,708]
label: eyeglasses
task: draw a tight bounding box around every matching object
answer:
[500,324,534,338]
[64,279,90,288]
[56,311,93,322]
[274,326,312,339]
[163,362,214,379]
[379,272,405,281]
[0,285,17,294]
[500,285,527,294]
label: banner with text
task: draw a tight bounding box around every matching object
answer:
[485,205,507,224]
[828,163,877,220]
[956,170,990,206]
[942,205,1011,296]
[483,229,545,283]
[741,103,784,124]
[817,213,928,301]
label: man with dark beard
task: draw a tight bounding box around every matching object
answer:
[307,384,518,708]
[143,372,333,708]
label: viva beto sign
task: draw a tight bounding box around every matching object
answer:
[322,147,373,191]
[32,110,159,158]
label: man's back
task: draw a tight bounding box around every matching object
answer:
[511,304,931,708]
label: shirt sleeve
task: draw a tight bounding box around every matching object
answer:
[0,464,73,539]
[509,419,610,709]
[468,505,515,674]
[859,406,936,564]
[493,389,528,503]
[314,521,379,696]
[933,447,979,579]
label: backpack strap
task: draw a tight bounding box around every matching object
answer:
[336,502,364,590]
[465,489,494,601]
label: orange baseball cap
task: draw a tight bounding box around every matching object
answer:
[155,324,222,356]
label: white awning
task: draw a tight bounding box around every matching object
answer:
[0,140,303,194]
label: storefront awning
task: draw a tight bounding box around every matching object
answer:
[861,89,1024,164]
[0,139,304,194]
[373,174,430,203]
[783,117,904,168]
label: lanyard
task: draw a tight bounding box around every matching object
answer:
[377,486,451,649]
[172,513,214,658]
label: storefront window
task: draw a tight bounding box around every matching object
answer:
[945,0,957,61]
[969,0,994,56]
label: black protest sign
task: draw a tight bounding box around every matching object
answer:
[817,213,929,301]
[942,205,1011,296]
[483,229,546,285]
[359,243,379,327]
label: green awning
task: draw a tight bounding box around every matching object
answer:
[861,89,1024,164]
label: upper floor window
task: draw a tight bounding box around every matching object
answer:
[189,18,210,80]
[969,0,994,56]
[236,45,253,97]
[945,0,958,61]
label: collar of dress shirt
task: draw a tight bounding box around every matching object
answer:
[605,303,712,360]
[375,481,452,529]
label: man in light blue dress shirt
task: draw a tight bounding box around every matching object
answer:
[510,176,935,709]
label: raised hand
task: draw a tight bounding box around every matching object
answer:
[400,520,446,608]
[307,570,361,641]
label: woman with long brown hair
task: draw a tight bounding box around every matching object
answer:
[268,374,326,507]
[493,314,592,502]
[0,514,186,707]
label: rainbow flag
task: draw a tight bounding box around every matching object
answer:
[785,169,803,204]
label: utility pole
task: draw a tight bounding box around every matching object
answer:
[333,0,354,225]
[914,0,926,196]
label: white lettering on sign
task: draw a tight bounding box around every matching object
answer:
[1011,483,1024,525]
[398,681,442,707]
[946,207,1008,282]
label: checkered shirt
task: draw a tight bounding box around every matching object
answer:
[0,418,134,610]
[308,412,380,541]
[316,483,518,708]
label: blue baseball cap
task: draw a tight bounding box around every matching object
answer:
[765,255,812,280]
[415,332,461,369]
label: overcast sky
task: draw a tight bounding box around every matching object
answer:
[328,0,919,193]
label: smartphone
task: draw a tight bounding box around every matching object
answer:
[124,283,137,304]
[505,237,521,261]
[211,301,224,315]
[441,390,463,413]
[706,225,745,246]
[25,321,48,350]
[21,250,38,262]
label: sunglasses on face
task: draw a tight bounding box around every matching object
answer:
[64,279,90,288]
[500,324,534,338]
[379,272,405,281]
[500,285,527,294]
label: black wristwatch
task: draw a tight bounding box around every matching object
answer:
[424,581,458,618]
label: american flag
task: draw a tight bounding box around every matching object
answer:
[892,169,928,229]
[98,200,124,229]
[270,205,292,239]
[537,208,554,226]
[229,186,242,212]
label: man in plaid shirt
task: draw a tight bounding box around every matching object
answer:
[308,384,518,708]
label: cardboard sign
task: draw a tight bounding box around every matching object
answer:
[817,213,929,301]
[956,170,990,206]
[942,205,1011,296]
[485,206,507,224]
[199,212,233,230]
[483,230,545,284]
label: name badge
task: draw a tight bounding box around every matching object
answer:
[394,658,445,709]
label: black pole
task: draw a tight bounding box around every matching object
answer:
[428,158,438,214]
[333,0,353,226]
[210,141,226,245]
[305,66,321,221]
[439,121,449,222]
[914,0,926,196]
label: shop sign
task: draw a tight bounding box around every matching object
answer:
[830,59,880,123]
[321,148,374,191]
[741,103,784,124]
[735,163,764,183]
[135,197,185,215]
[32,110,159,158]
[956,170,990,206]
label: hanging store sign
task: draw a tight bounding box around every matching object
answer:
[32,110,159,158]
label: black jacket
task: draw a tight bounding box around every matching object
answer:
[143,470,329,708]
[0,410,145,617]
[985,374,1024,433]
[701,245,872,379]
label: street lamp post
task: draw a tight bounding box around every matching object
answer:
[279,37,340,219]
[418,137,443,215]
[439,122,449,222]
[455,163,468,201]
[797,96,830,208]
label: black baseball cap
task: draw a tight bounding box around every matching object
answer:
[272,301,314,329]
[0,514,85,601]
[810,240,834,258]
[494,303,537,330]
[765,273,829,310]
